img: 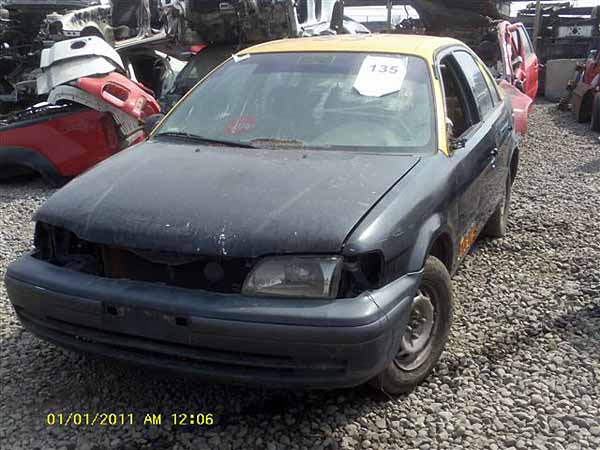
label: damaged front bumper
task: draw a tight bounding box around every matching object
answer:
[6,253,421,389]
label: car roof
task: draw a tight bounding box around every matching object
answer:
[238,34,463,61]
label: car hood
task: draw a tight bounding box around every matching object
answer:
[35,140,420,257]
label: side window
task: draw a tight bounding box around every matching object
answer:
[453,51,495,119]
[481,66,501,104]
[439,55,473,138]
[511,31,521,53]
[518,28,534,57]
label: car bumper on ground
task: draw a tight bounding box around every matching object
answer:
[5,253,422,389]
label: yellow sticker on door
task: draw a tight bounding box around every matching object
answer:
[459,225,478,257]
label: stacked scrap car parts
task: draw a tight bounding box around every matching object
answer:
[34,35,160,142]
[0,0,348,114]
[0,37,161,185]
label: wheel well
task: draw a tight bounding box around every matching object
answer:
[429,233,453,273]
[0,163,37,179]
[510,147,519,184]
[0,147,64,186]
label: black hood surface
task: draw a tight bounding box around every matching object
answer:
[35,140,420,257]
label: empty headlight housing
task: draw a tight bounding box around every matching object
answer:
[242,256,342,299]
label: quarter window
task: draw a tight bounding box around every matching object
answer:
[453,51,495,118]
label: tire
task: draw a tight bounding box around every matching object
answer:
[373,256,453,395]
[591,94,600,132]
[482,172,512,238]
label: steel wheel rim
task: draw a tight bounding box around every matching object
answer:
[395,288,436,371]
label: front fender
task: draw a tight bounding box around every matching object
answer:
[406,215,456,273]
[343,155,456,281]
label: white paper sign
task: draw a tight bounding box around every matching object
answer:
[353,56,408,97]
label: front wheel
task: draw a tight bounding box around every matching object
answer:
[373,256,453,394]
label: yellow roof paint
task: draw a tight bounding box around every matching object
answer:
[238,34,462,62]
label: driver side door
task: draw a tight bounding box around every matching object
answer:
[437,49,501,254]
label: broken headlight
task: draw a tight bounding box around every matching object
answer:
[242,256,342,299]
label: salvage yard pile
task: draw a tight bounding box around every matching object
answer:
[1,102,599,449]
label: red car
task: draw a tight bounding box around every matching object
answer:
[474,21,539,135]
[500,22,540,100]
[475,21,539,100]
[0,72,160,185]
[0,105,120,185]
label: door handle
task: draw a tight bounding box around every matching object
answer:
[490,148,499,169]
[500,124,513,136]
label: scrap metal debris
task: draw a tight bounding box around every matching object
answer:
[37,36,126,95]
[0,36,161,184]
[0,0,350,113]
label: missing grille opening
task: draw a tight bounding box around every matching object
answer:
[33,223,257,294]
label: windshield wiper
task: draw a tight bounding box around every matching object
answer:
[249,138,305,149]
[154,131,257,148]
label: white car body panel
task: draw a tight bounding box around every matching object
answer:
[37,37,125,94]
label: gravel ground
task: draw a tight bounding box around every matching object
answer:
[1,102,599,450]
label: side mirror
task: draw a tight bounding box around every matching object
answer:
[450,138,467,151]
[446,118,466,151]
[512,56,523,71]
[143,113,166,136]
[515,79,525,93]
